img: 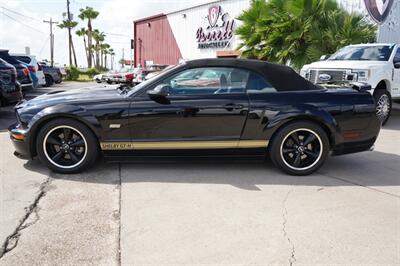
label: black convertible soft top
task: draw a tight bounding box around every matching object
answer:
[185,58,318,92]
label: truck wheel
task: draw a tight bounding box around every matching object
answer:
[36,118,99,174]
[269,121,329,176]
[55,74,62,84]
[374,90,391,126]
[45,75,54,87]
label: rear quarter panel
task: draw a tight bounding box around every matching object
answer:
[243,89,380,150]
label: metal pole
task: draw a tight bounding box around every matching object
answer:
[43,18,58,67]
[66,0,72,66]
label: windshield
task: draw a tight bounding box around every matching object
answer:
[126,64,181,96]
[329,45,394,61]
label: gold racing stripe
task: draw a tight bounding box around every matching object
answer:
[100,140,269,150]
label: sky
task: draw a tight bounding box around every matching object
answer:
[0,0,213,68]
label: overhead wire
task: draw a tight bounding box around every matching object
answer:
[0,10,46,34]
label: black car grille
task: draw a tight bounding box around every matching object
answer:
[308,70,347,84]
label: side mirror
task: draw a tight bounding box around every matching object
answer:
[147,84,171,104]
[394,61,400,69]
[319,55,329,61]
[147,84,170,98]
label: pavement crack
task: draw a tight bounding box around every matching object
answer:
[282,186,296,266]
[0,176,52,259]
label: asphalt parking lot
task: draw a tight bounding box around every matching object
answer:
[0,82,399,265]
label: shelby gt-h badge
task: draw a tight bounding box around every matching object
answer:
[9,59,381,175]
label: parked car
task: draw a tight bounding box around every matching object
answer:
[9,58,380,175]
[144,65,174,81]
[0,58,22,106]
[0,50,33,91]
[133,69,154,84]
[93,74,104,83]
[300,43,400,125]
[11,53,46,87]
[102,69,135,84]
[39,62,63,86]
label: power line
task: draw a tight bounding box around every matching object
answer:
[0,6,41,22]
[0,10,46,34]
[104,32,131,37]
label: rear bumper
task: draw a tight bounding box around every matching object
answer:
[8,123,32,159]
[332,137,376,156]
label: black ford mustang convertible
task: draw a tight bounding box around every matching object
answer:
[9,59,380,175]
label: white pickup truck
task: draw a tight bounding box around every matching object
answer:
[301,43,400,125]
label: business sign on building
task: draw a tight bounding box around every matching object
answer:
[195,5,236,49]
[364,0,394,23]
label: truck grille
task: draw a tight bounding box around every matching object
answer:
[308,70,347,84]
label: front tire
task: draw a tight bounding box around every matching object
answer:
[269,121,329,176]
[373,90,391,126]
[36,118,99,174]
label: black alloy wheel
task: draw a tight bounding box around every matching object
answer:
[270,121,329,176]
[37,118,98,174]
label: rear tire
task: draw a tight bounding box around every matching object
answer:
[373,89,391,126]
[269,121,329,176]
[45,75,54,87]
[55,74,62,84]
[36,118,99,174]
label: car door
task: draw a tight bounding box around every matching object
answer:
[127,67,251,150]
[392,47,400,98]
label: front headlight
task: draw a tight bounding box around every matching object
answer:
[300,68,309,79]
[351,69,370,81]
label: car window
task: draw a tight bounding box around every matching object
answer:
[246,72,277,93]
[160,67,275,95]
[13,56,31,64]
[394,48,400,63]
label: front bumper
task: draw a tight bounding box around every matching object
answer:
[8,123,32,159]
[20,83,33,91]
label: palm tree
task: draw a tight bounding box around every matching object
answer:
[58,20,78,66]
[76,27,89,66]
[92,29,105,68]
[100,43,110,68]
[78,6,99,68]
[236,0,376,70]
[109,48,115,70]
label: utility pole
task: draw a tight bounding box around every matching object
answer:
[43,18,58,67]
[66,0,72,66]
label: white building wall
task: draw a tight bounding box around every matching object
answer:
[377,0,400,43]
[338,0,400,43]
[167,0,250,60]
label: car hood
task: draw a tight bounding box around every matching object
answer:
[303,60,387,70]
[17,85,122,110]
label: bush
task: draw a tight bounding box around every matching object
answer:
[66,66,80,81]
[85,68,101,77]
[65,66,102,81]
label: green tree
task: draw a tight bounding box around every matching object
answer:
[76,27,89,66]
[236,0,377,70]
[100,43,111,69]
[92,29,105,68]
[58,20,78,66]
[78,6,99,68]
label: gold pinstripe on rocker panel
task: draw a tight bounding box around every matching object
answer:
[100,140,269,150]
